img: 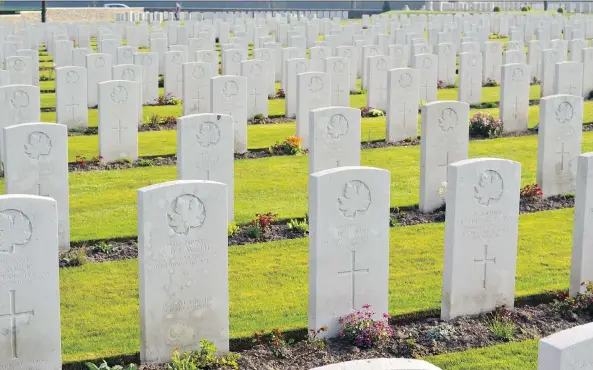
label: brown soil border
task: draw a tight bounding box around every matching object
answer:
[61,195,574,268]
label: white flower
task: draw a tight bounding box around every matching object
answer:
[438,181,448,201]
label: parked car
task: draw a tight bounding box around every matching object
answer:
[103,3,129,8]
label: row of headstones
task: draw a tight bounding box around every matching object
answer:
[117,10,351,23]
[2,149,592,366]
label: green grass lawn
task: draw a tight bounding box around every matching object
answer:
[60,207,573,362]
[5,132,591,242]
[57,100,593,161]
[428,340,539,369]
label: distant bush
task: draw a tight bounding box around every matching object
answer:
[521,6,529,11]
[557,7,564,13]
[493,6,501,12]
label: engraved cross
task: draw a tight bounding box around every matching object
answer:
[438,151,451,178]
[399,101,407,128]
[112,119,128,145]
[66,97,79,122]
[474,245,496,289]
[422,80,430,100]
[191,90,204,111]
[250,88,260,107]
[557,142,570,171]
[36,183,49,197]
[337,250,369,310]
[0,290,35,359]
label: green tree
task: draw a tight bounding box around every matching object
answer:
[382,0,390,12]
[544,1,548,10]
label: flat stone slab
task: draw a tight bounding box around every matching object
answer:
[309,358,442,370]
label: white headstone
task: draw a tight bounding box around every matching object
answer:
[437,43,456,86]
[177,113,234,221]
[182,62,213,115]
[325,57,350,107]
[0,194,61,369]
[419,101,470,212]
[113,64,143,125]
[98,80,140,162]
[86,53,112,107]
[297,72,331,149]
[537,94,584,197]
[0,85,41,162]
[387,68,420,142]
[413,54,438,102]
[554,61,583,96]
[138,180,229,363]
[541,48,566,97]
[582,48,593,98]
[134,52,159,105]
[500,63,530,132]
[441,158,521,320]
[309,166,390,338]
[285,58,310,118]
[309,107,361,173]
[3,123,70,250]
[5,56,33,85]
[458,52,483,104]
[240,60,269,118]
[538,323,593,370]
[366,55,390,110]
[483,41,503,83]
[56,66,88,129]
[211,76,248,153]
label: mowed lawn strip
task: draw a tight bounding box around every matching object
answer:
[5,132,591,242]
[427,339,539,369]
[55,100,593,161]
[60,207,573,362]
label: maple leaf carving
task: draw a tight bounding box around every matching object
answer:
[338,181,371,218]
[556,101,574,124]
[438,108,458,132]
[167,195,206,235]
[308,77,323,93]
[398,73,412,88]
[0,210,33,253]
[196,122,220,147]
[222,81,238,99]
[11,90,29,110]
[24,132,52,160]
[327,114,349,139]
[110,86,128,104]
[473,171,504,206]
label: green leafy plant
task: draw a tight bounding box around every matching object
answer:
[252,113,267,124]
[163,116,177,125]
[251,212,277,232]
[360,106,385,118]
[369,109,385,117]
[147,113,162,125]
[252,328,295,358]
[228,221,240,237]
[426,323,457,341]
[287,218,309,235]
[136,159,153,167]
[488,312,516,341]
[557,7,564,13]
[153,94,180,106]
[246,225,264,239]
[93,241,114,254]
[493,5,500,11]
[268,136,305,155]
[168,340,240,370]
[61,248,88,267]
[553,281,593,317]
[483,78,499,87]
[86,360,137,370]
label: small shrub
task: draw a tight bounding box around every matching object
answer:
[268,136,305,155]
[483,78,499,87]
[469,112,503,139]
[587,90,593,100]
[252,113,267,124]
[61,248,88,267]
[158,75,164,88]
[112,158,132,165]
[308,326,329,350]
[557,7,564,13]
[276,88,285,98]
[287,218,309,235]
[245,226,264,239]
[153,94,180,106]
[168,340,240,370]
[228,221,240,237]
[253,328,295,358]
[521,6,529,11]
[147,113,162,125]
[251,212,277,232]
[136,159,153,167]
[162,116,177,125]
[361,106,386,118]
[339,304,392,348]
[426,323,456,341]
[488,312,516,341]
[493,5,500,11]
[553,281,593,317]
[520,184,543,200]
[93,241,114,254]
[86,360,137,370]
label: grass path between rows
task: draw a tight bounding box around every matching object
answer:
[61,207,572,363]
[6,132,591,242]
